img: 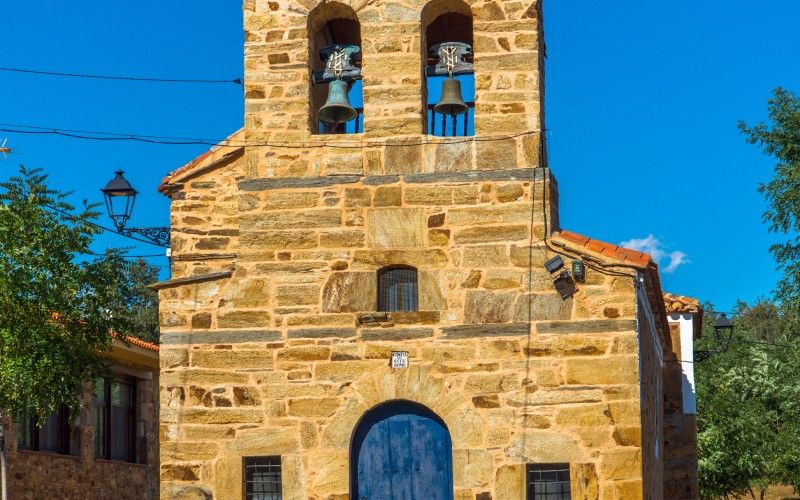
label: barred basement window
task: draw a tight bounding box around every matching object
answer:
[527,463,571,500]
[377,266,418,312]
[244,456,282,500]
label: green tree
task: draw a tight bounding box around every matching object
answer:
[739,88,800,310]
[0,167,159,499]
[696,301,800,499]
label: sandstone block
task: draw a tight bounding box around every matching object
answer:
[263,191,319,209]
[453,225,528,244]
[275,284,319,306]
[464,373,518,394]
[161,349,189,369]
[373,185,402,206]
[463,245,508,267]
[433,141,472,172]
[320,229,366,248]
[513,293,572,321]
[277,346,331,361]
[599,448,642,480]
[565,357,638,385]
[464,290,516,324]
[453,449,493,489]
[448,204,530,226]
[366,208,426,248]
[322,272,376,312]
[217,310,271,329]
[287,397,341,417]
[192,350,273,370]
[495,464,525,500]
[240,230,317,249]
[240,208,341,229]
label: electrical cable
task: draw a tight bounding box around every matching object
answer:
[0,66,242,85]
[0,124,540,149]
[42,203,169,248]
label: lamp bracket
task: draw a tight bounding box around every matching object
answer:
[121,227,171,248]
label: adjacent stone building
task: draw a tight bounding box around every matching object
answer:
[4,336,160,499]
[155,0,699,498]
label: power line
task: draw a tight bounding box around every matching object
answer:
[42,203,169,249]
[0,124,540,149]
[0,66,242,85]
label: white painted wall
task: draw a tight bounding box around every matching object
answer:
[668,313,696,414]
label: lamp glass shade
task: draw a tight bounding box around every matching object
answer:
[101,170,137,231]
[714,314,734,332]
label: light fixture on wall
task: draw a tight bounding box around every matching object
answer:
[101,170,170,248]
[544,256,577,299]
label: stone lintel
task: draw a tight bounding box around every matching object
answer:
[362,175,400,185]
[171,252,237,262]
[239,175,361,191]
[238,168,548,191]
[404,168,543,184]
[536,319,637,335]
[161,329,281,345]
[360,327,434,341]
[441,322,531,339]
[287,328,356,339]
[149,270,232,290]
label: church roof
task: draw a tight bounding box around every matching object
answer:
[158,128,244,194]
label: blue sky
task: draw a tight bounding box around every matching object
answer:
[1,1,797,311]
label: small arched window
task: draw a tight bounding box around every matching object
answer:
[377,266,419,312]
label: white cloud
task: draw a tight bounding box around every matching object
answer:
[619,234,690,273]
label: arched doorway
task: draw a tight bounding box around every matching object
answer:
[350,400,454,500]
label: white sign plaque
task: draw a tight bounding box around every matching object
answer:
[391,351,409,368]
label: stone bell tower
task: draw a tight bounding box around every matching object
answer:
[157,0,677,498]
[242,0,547,179]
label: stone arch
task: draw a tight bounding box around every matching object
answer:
[349,399,454,499]
[320,364,479,450]
[307,1,363,133]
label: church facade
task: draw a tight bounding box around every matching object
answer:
[155,0,698,498]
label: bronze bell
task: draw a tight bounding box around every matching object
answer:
[318,79,358,125]
[434,77,468,116]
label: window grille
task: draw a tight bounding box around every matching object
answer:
[377,266,418,312]
[244,456,282,500]
[527,463,571,500]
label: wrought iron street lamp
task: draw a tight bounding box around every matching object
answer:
[695,313,735,362]
[101,170,170,248]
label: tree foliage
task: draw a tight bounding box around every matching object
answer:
[0,166,159,423]
[739,88,800,308]
[696,301,800,499]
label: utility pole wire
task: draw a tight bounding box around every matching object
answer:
[0,66,242,85]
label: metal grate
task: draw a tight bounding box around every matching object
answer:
[244,456,282,500]
[527,463,571,500]
[427,102,475,137]
[378,266,418,312]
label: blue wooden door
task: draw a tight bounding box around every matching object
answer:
[352,401,453,500]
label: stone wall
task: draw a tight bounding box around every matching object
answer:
[5,373,159,499]
[159,152,653,499]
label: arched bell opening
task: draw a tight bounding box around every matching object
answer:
[421,0,474,137]
[349,400,454,500]
[308,3,364,135]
